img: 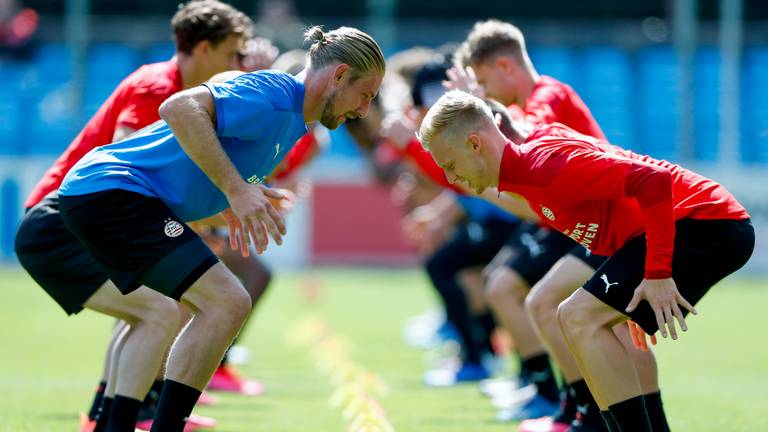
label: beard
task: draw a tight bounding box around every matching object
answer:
[319,90,344,130]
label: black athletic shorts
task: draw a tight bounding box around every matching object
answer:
[496,223,577,287]
[567,244,608,271]
[59,189,219,300]
[15,192,108,315]
[583,218,754,335]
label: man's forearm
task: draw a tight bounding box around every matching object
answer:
[160,88,246,197]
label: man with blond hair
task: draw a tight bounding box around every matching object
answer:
[418,90,753,432]
[21,25,384,432]
[450,19,625,428]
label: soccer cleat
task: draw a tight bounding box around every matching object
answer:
[135,414,218,432]
[423,362,489,387]
[491,383,537,409]
[518,416,571,432]
[78,412,96,432]
[207,365,265,396]
[480,376,526,398]
[497,394,560,422]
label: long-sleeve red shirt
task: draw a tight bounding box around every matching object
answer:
[498,123,749,279]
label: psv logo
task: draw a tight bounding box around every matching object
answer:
[541,206,555,221]
[163,219,184,238]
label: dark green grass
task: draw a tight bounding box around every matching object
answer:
[0,267,766,431]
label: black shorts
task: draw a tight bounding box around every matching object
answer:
[496,223,576,287]
[567,245,608,271]
[583,218,754,335]
[15,193,108,315]
[59,189,219,300]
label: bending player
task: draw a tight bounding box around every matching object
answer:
[18,25,384,432]
[419,90,753,432]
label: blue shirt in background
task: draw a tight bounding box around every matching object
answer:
[60,71,307,222]
[455,195,519,224]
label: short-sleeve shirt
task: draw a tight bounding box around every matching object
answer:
[25,61,183,208]
[59,71,307,222]
[522,75,606,140]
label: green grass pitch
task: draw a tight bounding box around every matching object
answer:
[0,267,766,431]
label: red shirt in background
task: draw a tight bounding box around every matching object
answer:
[498,123,749,279]
[523,75,606,140]
[25,60,182,208]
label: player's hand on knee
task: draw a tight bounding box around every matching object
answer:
[627,320,656,352]
[626,278,697,340]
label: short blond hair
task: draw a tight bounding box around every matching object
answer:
[304,26,385,78]
[418,90,493,150]
[456,20,529,68]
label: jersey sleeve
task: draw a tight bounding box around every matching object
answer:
[524,85,566,126]
[203,78,281,141]
[546,149,675,279]
[115,88,168,131]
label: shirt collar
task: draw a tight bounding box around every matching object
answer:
[498,140,522,192]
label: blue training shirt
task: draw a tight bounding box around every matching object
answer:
[59,71,307,222]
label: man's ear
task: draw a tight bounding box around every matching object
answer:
[192,40,211,57]
[496,55,515,73]
[467,133,482,152]
[332,63,350,86]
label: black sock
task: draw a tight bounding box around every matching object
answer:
[601,411,620,432]
[150,380,202,432]
[87,380,107,420]
[520,353,559,402]
[644,391,671,432]
[608,395,652,432]
[93,397,113,432]
[552,383,577,424]
[571,379,604,425]
[105,395,142,432]
[475,312,497,354]
[138,380,164,421]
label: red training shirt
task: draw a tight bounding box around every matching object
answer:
[25,60,182,208]
[498,123,749,279]
[522,75,606,140]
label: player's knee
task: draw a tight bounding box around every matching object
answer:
[140,296,182,335]
[212,282,252,324]
[485,268,524,303]
[556,295,592,339]
[524,289,553,324]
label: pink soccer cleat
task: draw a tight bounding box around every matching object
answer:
[207,365,265,396]
[135,413,217,432]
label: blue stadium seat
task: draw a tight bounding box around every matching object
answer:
[21,84,77,155]
[635,45,680,160]
[529,46,575,86]
[31,42,73,85]
[577,46,633,148]
[0,90,22,154]
[87,43,138,87]
[143,42,175,64]
[692,46,720,162]
[742,46,768,163]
